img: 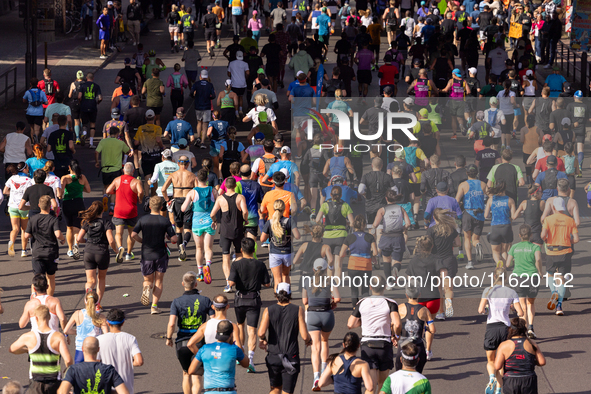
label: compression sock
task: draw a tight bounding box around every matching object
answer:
[170,39,174,48]
[579,151,584,168]
[548,278,556,294]
[248,350,255,365]
[321,362,327,374]
[383,262,392,278]
[89,137,94,146]
[489,374,495,384]
[74,124,81,138]
[183,232,191,246]
[313,372,320,381]
[557,280,566,303]
[253,243,258,260]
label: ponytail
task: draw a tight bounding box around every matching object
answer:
[42,160,54,174]
[493,261,507,285]
[353,214,366,231]
[85,290,104,327]
[312,268,327,295]
[33,144,44,160]
[327,332,361,365]
[271,200,286,239]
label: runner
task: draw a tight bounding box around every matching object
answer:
[219,127,247,179]
[96,125,131,215]
[478,263,524,394]
[228,238,271,372]
[217,81,239,126]
[23,78,48,143]
[513,185,545,247]
[166,271,214,394]
[485,180,516,264]
[420,155,450,206]
[63,290,108,364]
[379,342,432,394]
[347,275,401,393]
[441,68,469,140]
[77,73,103,149]
[424,182,462,228]
[487,149,525,204]
[455,164,487,269]
[106,163,144,263]
[19,169,58,219]
[541,179,581,227]
[303,258,340,390]
[359,157,396,225]
[494,317,546,394]
[148,149,178,219]
[293,224,334,279]
[46,115,76,178]
[258,282,312,394]
[4,163,32,257]
[164,107,194,146]
[302,133,329,219]
[237,164,264,242]
[533,155,567,200]
[60,160,90,259]
[68,71,86,143]
[190,69,216,150]
[541,198,578,316]
[186,294,242,350]
[76,201,118,307]
[161,156,196,261]
[568,90,591,176]
[211,177,249,292]
[19,274,66,331]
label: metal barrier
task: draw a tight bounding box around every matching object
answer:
[557,40,589,96]
[0,66,17,109]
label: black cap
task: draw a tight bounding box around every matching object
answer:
[260,78,270,86]
[233,34,240,41]
[272,171,286,185]
[413,57,422,65]
[467,164,478,172]
[215,320,234,342]
[436,181,448,192]
[274,133,284,142]
[505,59,514,65]
[547,155,557,165]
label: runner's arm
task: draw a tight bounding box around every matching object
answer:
[257,308,270,350]
[298,306,312,346]
[478,297,489,314]
[114,383,130,394]
[181,191,195,212]
[186,323,207,353]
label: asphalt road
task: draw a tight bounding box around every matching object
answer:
[1,16,590,394]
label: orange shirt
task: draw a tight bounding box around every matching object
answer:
[542,213,578,255]
[261,189,292,218]
[112,86,135,100]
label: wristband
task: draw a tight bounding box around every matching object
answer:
[166,337,172,340]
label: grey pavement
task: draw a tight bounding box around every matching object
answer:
[0,15,590,394]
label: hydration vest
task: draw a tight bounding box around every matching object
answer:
[326,199,346,229]
[541,168,559,191]
[172,73,182,89]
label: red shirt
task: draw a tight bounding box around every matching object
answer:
[113,174,138,219]
[378,64,399,86]
[37,79,60,108]
[535,156,565,173]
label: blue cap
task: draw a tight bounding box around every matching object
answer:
[254,132,265,140]
[421,1,425,4]
[574,90,583,98]
[178,138,188,147]
[453,68,462,77]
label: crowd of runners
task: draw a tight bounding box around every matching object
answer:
[1,0,589,392]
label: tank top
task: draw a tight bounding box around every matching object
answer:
[192,186,214,228]
[306,284,332,308]
[267,303,300,356]
[29,330,61,381]
[450,78,465,99]
[221,194,244,239]
[135,51,145,67]
[63,175,84,201]
[524,79,536,96]
[221,90,235,109]
[464,179,485,221]
[4,133,29,163]
[75,309,102,351]
[504,338,537,377]
[301,241,323,275]
[330,156,348,178]
[223,140,242,162]
[333,355,362,394]
[31,295,60,332]
[414,78,430,105]
[118,95,132,117]
[558,195,572,217]
[562,155,576,175]
[171,73,182,90]
[381,204,404,235]
[114,174,138,219]
[349,231,372,258]
[428,103,442,124]
[204,317,226,344]
[400,303,426,344]
[491,195,511,226]
[524,199,542,233]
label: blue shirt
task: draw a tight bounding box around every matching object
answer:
[25,157,48,177]
[208,120,229,141]
[417,7,428,17]
[165,119,194,145]
[23,89,48,116]
[287,80,300,95]
[238,179,264,226]
[317,13,331,36]
[196,342,245,392]
[96,13,111,30]
[535,170,568,200]
[267,160,300,182]
[421,25,435,43]
[191,80,216,110]
[321,185,358,205]
[470,10,481,28]
[291,84,315,116]
[464,0,476,16]
[424,195,462,227]
[545,74,567,97]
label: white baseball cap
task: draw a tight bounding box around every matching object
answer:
[526,69,534,76]
[145,109,155,118]
[200,69,209,78]
[280,146,291,154]
[236,51,244,60]
[313,258,328,271]
[277,282,291,294]
[225,79,232,86]
[296,70,305,77]
[280,168,289,178]
[468,67,478,75]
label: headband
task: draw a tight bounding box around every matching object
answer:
[213,302,228,308]
[107,320,124,325]
[401,352,419,361]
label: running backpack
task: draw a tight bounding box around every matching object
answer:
[168,11,179,25]
[29,89,42,107]
[404,146,418,168]
[270,217,290,247]
[541,167,559,191]
[262,155,276,174]
[118,95,131,116]
[388,8,397,25]
[225,140,241,161]
[327,199,344,226]
[172,73,182,89]
[44,79,55,96]
[487,109,499,128]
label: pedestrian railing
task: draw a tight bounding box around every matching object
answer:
[0,66,17,109]
[556,40,589,96]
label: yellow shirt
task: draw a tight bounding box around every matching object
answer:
[410,147,427,183]
[367,23,383,45]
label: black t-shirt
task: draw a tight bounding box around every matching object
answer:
[226,43,245,62]
[207,171,219,188]
[405,67,421,85]
[203,13,218,29]
[519,14,532,30]
[170,290,214,342]
[549,108,571,142]
[64,361,124,394]
[338,65,356,93]
[22,184,55,212]
[360,170,395,214]
[322,79,345,97]
[392,178,412,204]
[406,254,440,300]
[124,107,147,138]
[48,129,74,168]
[355,33,371,50]
[132,214,176,260]
[228,258,271,292]
[479,11,492,29]
[79,81,102,112]
[449,167,468,197]
[335,39,352,57]
[426,226,458,259]
[567,102,589,135]
[441,19,456,37]
[117,67,138,87]
[83,219,115,246]
[361,106,389,133]
[26,213,60,260]
[465,76,480,97]
[458,28,472,51]
[417,132,438,159]
[493,163,519,202]
[261,43,282,65]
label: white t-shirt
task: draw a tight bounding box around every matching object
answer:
[246,106,277,127]
[488,48,508,76]
[483,285,519,326]
[251,89,278,108]
[97,332,142,394]
[483,108,506,138]
[44,174,62,199]
[496,90,516,115]
[5,174,32,208]
[400,17,415,37]
[227,60,250,89]
[361,15,371,27]
[352,296,398,343]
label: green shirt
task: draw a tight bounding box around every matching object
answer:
[508,241,540,277]
[319,201,353,238]
[144,77,164,108]
[96,137,130,173]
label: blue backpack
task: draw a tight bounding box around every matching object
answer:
[404,146,418,168]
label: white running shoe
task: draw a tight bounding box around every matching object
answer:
[426,350,433,360]
[445,298,454,318]
[435,312,446,320]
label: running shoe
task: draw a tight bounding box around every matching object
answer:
[197,272,204,282]
[179,243,186,261]
[223,284,232,293]
[8,241,15,257]
[67,250,74,258]
[76,138,81,145]
[203,265,212,284]
[457,252,465,261]
[302,206,312,215]
[435,312,445,320]
[451,135,457,140]
[200,144,207,149]
[247,364,256,373]
[95,303,102,312]
[102,195,109,213]
[125,252,135,261]
[475,243,484,262]
[116,247,125,263]
[547,292,559,310]
[426,350,433,361]
[141,286,152,306]
[310,213,316,222]
[22,249,31,257]
[460,124,467,136]
[485,379,497,394]
[466,261,474,270]
[89,144,96,149]
[312,379,321,391]
[72,244,80,260]
[555,304,564,316]
[445,298,454,318]
[195,137,202,146]
[100,55,107,59]
[527,329,537,339]
[151,306,162,314]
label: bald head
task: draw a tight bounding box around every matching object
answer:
[240,164,251,178]
[178,156,189,167]
[82,337,100,355]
